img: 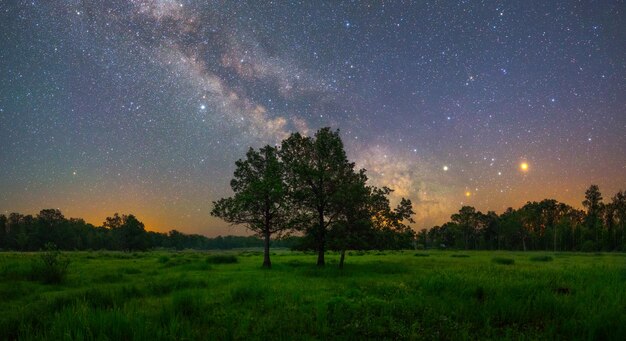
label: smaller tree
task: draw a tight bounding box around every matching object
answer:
[32,242,70,284]
[611,190,626,251]
[451,206,479,250]
[0,214,7,249]
[369,189,416,250]
[211,145,292,268]
[327,170,372,269]
[103,213,148,251]
[122,215,149,251]
[583,184,603,246]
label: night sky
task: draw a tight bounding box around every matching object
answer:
[1,1,625,236]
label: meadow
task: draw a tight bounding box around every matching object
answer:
[1,250,625,340]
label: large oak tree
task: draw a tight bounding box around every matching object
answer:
[280,128,356,266]
[211,145,291,268]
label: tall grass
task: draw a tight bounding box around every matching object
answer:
[530,255,553,262]
[1,250,625,340]
[206,254,238,264]
[30,243,70,283]
[492,257,515,265]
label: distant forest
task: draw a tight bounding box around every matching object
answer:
[1,185,624,253]
[419,185,626,252]
[0,211,300,252]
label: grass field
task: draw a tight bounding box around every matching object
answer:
[1,250,625,340]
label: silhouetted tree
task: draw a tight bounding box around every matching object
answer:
[583,184,603,247]
[0,214,7,249]
[451,206,479,250]
[280,128,355,266]
[121,215,149,251]
[611,191,626,251]
[103,213,148,251]
[327,169,371,269]
[211,145,292,268]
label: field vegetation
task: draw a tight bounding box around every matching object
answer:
[1,250,625,340]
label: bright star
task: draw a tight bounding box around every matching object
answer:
[200,104,206,110]
[520,162,529,172]
[443,165,449,171]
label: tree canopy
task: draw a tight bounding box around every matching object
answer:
[211,145,293,268]
[211,127,417,267]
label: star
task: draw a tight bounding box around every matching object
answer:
[520,162,529,172]
[0,1,623,236]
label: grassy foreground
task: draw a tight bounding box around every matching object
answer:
[1,250,625,340]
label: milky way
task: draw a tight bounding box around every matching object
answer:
[1,1,625,235]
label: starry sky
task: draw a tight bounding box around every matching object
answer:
[1,1,625,236]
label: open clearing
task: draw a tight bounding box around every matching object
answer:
[1,250,625,340]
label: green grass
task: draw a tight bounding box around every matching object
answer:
[1,250,625,340]
[530,255,554,262]
[492,257,515,265]
[206,254,238,264]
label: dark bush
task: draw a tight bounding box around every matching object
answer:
[529,255,553,262]
[451,254,470,258]
[31,243,70,284]
[414,253,430,257]
[172,291,204,317]
[206,254,238,264]
[492,257,515,265]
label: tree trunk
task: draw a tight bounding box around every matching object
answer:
[339,249,346,269]
[262,230,271,268]
[317,209,325,266]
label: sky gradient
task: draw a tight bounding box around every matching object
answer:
[1,1,625,236]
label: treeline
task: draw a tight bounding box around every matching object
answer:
[0,210,299,251]
[419,186,626,252]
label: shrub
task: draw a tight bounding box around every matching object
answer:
[414,253,430,257]
[230,286,265,303]
[492,257,515,265]
[157,255,170,263]
[451,254,469,258]
[206,254,238,264]
[31,243,70,284]
[530,255,553,262]
[172,291,204,318]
